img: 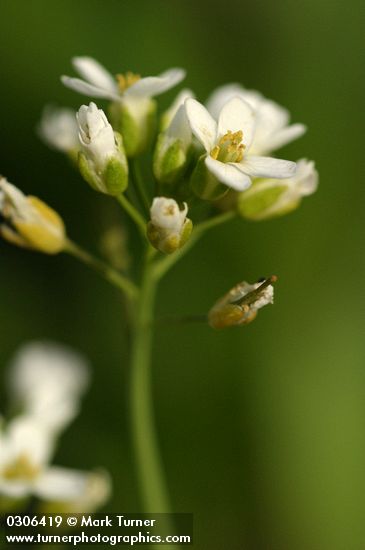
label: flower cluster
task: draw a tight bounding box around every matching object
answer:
[1,56,318,329]
[0,342,110,512]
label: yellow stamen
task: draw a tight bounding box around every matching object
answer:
[3,454,40,481]
[210,130,245,163]
[116,72,141,92]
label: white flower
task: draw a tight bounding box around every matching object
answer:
[0,178,66,254]
[238,158,318,220]
[9,342,89,433]
[148,197,192,254]
[77,102,118,167]
[0,416,110,508]
[150,197,188,233]
[62,56,185,103]
[161,88,195,130]
[185,97,296,192]
[206,84,306,155]
[38,106,79,153]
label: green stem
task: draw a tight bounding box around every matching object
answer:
[117,193,147,237]
[153,210,236,281]
[65,239,138,300]
[130,159,151,214]
[130,253,171,514]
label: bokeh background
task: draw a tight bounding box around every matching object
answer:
[0,0,364,548]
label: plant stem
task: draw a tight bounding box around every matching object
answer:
[65,239,138,300]
[130,159,151,214]
[117,193,147,237]
[130,252,171,514]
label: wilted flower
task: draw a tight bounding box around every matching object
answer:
[62,57,185,156]
[9,342,89,433]
[38,105,79,157]
[238,159,318,220]
[147,197,192,254]
[77,102,128,195]
[208,276,276,329]
[0,178,66,254]
[185,97,296,199]
[206,84,306,155]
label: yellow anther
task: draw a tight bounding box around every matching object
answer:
[210,130,245,163]
[3,454,40,481]
[116,72,141,92]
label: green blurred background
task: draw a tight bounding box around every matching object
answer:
[0,0,364,548]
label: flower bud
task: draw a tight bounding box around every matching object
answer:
[109,97,157,158]
[153,105,192,188]
[147,197,192,254]
[0,178,66,254]
[160,89,195,131]
[208,276,276,329]
[237,159,318,220]
[77,102,128,196]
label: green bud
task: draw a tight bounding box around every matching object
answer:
[153,135,191,186]
[238,159,318,220]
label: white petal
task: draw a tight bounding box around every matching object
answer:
[38,106,79,152]
[9,342,89,432]
[262,123,307,152]
[205,156,251,191]
[125,68,186,98]
[294,159,318,195]
[72,57,117,93]
[206,83,264,119]
[2,416,55,468]
[241,155,297,179]
[185,99,217,152]
[0,479,32,499]
[217,97,255,149]
[167,104,191,148]
[35,467,90,501]
[162,88,195,129]
[61,76,120,101]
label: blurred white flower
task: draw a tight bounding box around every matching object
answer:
[185,97,296,192]
[9,341,89,433]
[0,416,110,508]
[38,106,79,153]
[62,56,185,103]
[206,84,306,155]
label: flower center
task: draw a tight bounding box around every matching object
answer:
[3,453,40,481]
[116,72,141,92]
[210,130,245,163]
[163,205,176,216]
